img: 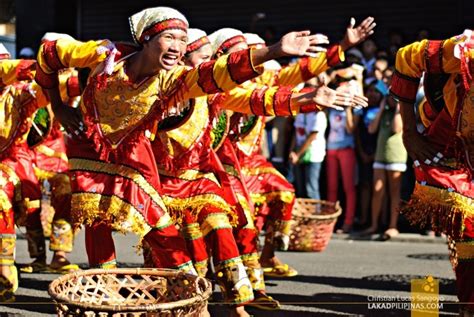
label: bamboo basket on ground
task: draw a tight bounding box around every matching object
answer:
[48,268,212,316]
[288,198,342,252]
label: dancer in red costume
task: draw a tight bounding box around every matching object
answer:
[36,6,338,316]
[391,29,474,316]
[208,18,375,278]
[0,50,56,301]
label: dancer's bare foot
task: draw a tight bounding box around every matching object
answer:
[259,255,283,268]
[49,251,79,273]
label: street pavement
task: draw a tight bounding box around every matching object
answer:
[0,229,459,316]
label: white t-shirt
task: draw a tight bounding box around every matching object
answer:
[294,111,327,163]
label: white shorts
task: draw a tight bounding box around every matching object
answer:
[373,161,407,172]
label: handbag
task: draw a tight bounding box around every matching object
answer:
[298,114,312,164]
[299,149,312,164]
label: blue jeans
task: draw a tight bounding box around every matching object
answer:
[294,162,322,199]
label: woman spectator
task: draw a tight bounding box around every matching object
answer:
[362,81,407,239]
[326,68,362,233]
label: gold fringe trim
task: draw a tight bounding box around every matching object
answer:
[250,190,295,205]
[250,193,267,205]
[200,213,234,237]
[69,158,168,212]
[162,193,238,227]
[35,144,68,163]
[71,192,173,240]
[402,182,474,239]
[158,168,220,187]
[33,166,56,182]
[175,261,197,275]
[241,166,285,178]
[0,163,21,203]
[456,240,474,260]
[0,191,13,212]
[93,259,117,269]
[194,259,209,278]
[241,253,260,265]
[181,222,203,241]
[215,256,244,271]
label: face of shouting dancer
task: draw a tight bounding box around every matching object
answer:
[185,43,213,67]
[145,29,188,71]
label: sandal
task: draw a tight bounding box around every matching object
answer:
[263,264,298,278]
[19,260,47,273]
[46,263,80,274]
[0,266,18,302]
[246,291,281,310]
[381,228,399,241]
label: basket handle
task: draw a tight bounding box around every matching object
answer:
[195,277,208,295]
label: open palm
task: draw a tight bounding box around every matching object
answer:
[341,16,376,50]
[280,31,329,57]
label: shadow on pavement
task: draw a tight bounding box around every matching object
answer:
[209,302,351,317]
[407,253,450,261]
[1,294,56,315]
[266,274,456,295]
[253,292,458,316]
[17,276,52,292]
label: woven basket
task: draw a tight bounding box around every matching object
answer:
[288,198,342,252]
[48,268,212,316]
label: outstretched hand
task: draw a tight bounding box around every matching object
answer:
[279,31,329,57]
[311,86,368,110]
[340,16,376,51]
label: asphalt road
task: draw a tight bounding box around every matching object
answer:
[0,230,459,316]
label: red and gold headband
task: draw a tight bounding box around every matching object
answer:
[186,36,210,54]
[217,35,246,55]
[139,18,188,43]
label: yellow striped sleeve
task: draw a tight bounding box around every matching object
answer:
[219,85,298,116]
[180,48,262,99]
[0,59,36,85]
[36,38,109,88]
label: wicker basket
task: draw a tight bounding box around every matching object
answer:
[288,198,342,252]
[48,268,212,316]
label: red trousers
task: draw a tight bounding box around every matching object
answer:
[326,147,357,226]
[85,221,194,272]
[0,143,44,260]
